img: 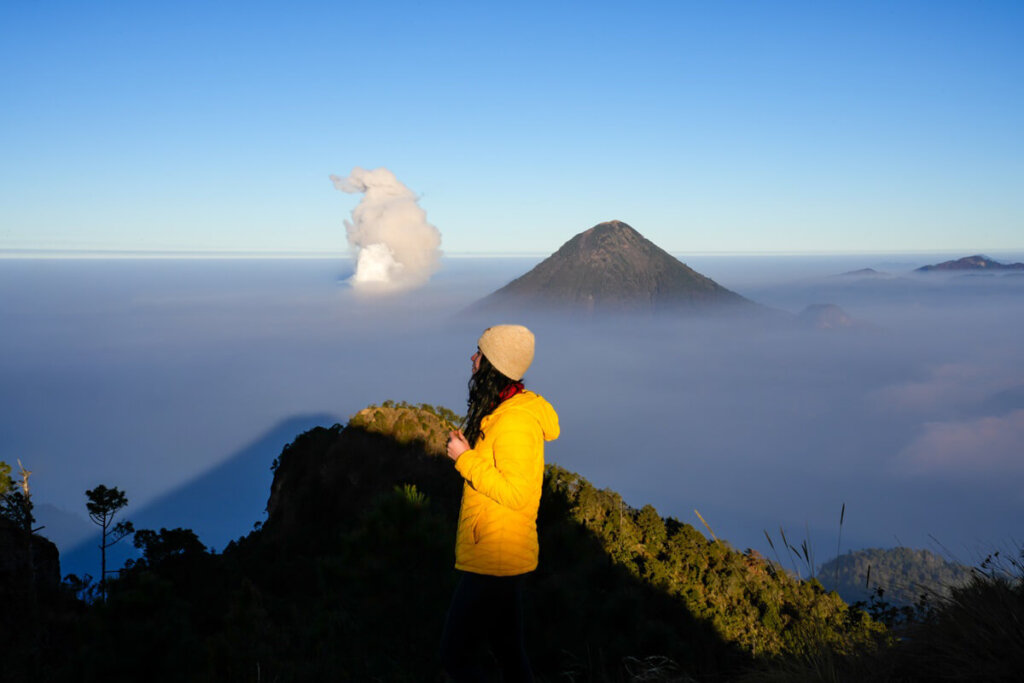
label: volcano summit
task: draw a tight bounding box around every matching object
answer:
[471,220,752,315]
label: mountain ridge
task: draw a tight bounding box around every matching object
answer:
[10,402,1015,681]
[916,254,1024,272]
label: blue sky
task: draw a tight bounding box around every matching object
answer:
[2,0,1022,255]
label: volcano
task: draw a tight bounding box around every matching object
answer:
[470,220,752,314]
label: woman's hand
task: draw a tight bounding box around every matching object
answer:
[447,430,470,462]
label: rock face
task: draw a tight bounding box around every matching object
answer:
[471,220,752,314]
[916,255,1024,272]
[0,518,61,595]
[0,517,62,643]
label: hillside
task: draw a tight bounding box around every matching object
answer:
[266,403,882,663]
[7,402,883,682]
[259,404,887,678]
[819,547,974,606]
[470,220,754,315]
[7,404,1024,681]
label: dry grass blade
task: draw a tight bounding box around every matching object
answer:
[694,509,717,542]
[779,526,802,579]
[835,503,845,589]
[764,529,786,572]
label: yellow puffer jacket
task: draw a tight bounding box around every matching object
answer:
[453,390,560,576]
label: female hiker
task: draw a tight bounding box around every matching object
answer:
[440,324,560,682]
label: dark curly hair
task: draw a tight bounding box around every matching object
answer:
[462,353,522,446]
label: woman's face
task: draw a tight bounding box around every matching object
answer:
[471,348,482,374]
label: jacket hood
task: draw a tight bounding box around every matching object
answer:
[489,390,560,441]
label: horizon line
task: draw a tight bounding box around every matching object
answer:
[3,247,1023,261]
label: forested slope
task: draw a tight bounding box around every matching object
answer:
[818,547,973,606]
[7,403,883,682]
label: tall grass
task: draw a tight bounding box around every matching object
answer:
[890,548,1024,681]
[741,543,1024,682]
[763,503,846,582]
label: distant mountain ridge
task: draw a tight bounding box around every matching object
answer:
[916,254,1024,272]
[836,268,886,278]
[471,220,753,314]
[819,547,973,606]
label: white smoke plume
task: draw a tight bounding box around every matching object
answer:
[330,167,441,292]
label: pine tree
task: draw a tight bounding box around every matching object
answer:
[86,485,134,601]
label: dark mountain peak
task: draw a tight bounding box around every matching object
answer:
[591,219,633,233]
[551,220,673,267]
[916,255,1024,272]
[470,220,754,315]
[561,219,642,247]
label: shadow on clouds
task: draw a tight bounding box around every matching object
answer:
[3,255,1024,574]
[57,413,337,579]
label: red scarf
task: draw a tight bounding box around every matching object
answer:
[499,382,524,401]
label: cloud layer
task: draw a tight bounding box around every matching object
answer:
[896,409,1024,477]
[5,254,1024,575]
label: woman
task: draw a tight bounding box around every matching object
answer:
[440,324,560,682]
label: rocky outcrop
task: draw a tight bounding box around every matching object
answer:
[0,517,62,642]
[0,517,61,594]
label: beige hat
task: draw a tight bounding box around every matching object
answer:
[478,324,535,381]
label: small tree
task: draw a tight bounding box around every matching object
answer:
[86,485,134,601]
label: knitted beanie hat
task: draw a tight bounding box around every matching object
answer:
[478,324,535,381]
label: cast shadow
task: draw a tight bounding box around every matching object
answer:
[60,413,339,579]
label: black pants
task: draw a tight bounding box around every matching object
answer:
[439,571,534,683]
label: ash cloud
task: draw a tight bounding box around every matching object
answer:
[330,167,441,292]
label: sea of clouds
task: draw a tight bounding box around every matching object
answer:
[2,252,1023,579]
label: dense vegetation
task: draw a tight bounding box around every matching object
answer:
[0,460,10,496]
[818,547,973,607]
[2,407,1022,681]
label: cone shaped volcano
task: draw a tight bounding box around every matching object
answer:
[471,220,752,315]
